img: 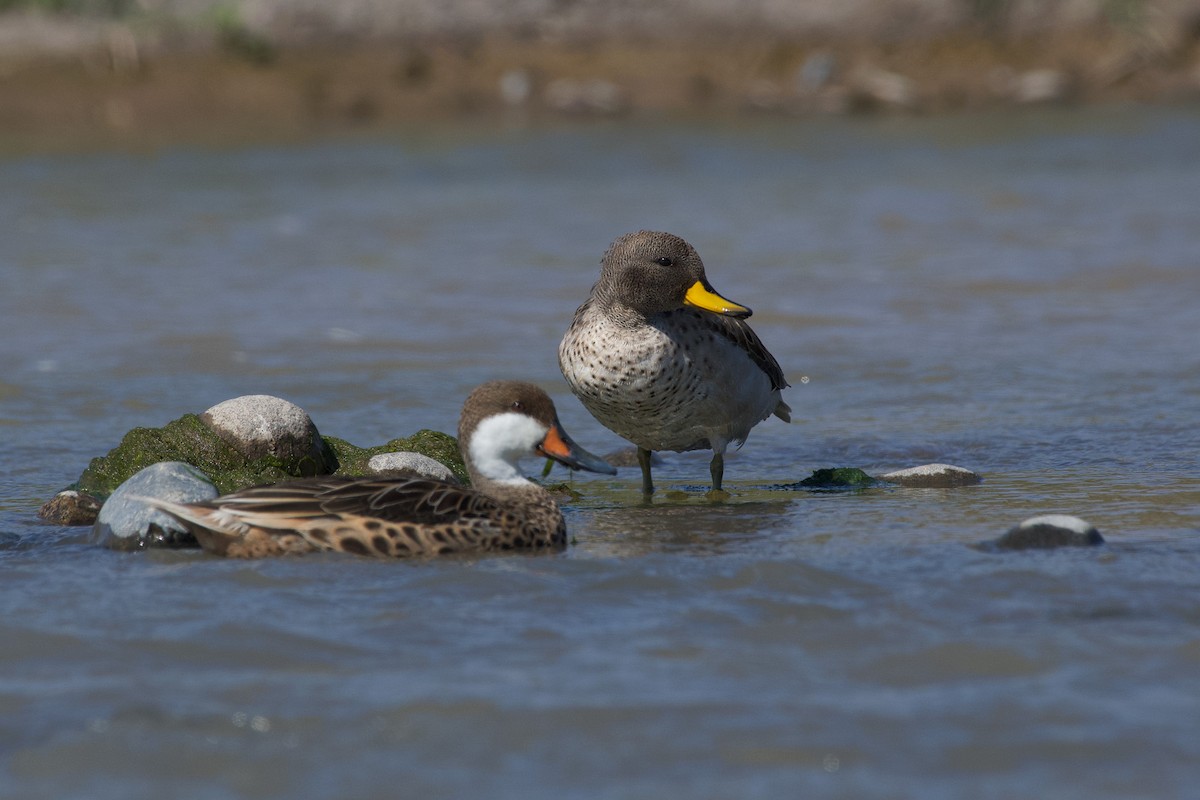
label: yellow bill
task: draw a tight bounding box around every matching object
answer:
[684,280,752,318]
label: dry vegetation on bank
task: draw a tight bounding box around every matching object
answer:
[2,1,1199,150]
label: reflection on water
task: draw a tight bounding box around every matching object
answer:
[2,106,1200,798]
[574,498,797,557]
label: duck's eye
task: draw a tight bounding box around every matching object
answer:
[512,401,524,412]
[654,256,674,267]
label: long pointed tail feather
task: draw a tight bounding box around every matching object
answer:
[128,495,253,556]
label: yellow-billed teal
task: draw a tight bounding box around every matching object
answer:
[558,231,790,494]
[139,381,616,557]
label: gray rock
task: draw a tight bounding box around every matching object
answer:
[200,394,326,467]
[367,452,458,483]
[878,463,982,488]
[92,461,218,550]
[991,514,1105,551]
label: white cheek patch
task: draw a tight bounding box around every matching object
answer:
[468,412,547,485]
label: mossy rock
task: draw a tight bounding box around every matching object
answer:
[45,412,467,526]
[382,430,468,484]
[74,413,337,500]
[791,467,877,490]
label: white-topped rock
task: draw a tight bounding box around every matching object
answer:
[367,452,458,483]
[200,394,328,468]
[879,463,982,488]
[992,514,1104,550]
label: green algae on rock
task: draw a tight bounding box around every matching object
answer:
[324,430,467,485]
[41,415,467,526]
[74,413,336,500]
[790,467,878,489]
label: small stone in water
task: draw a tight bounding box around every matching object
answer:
[990,514,1105,551]
[39,490,103,525]
[879,463,982,488]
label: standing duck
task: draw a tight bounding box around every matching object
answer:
[140,381,616,557]
[558,231,790,495]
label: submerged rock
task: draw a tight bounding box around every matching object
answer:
[788,467,877,490]
[988,514,1105,551]
[778,464,982,492]
[92,461,218,550]
[879,463,982,488]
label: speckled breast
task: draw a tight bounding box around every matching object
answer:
[560,309,766,452]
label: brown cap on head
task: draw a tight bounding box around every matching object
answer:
[458,381,615,476]
[458,380,557,444]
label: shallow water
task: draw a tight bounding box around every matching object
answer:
[2,106,1199,799]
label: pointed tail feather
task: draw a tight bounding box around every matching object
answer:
[128,495,247,556]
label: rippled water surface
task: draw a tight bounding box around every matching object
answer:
[3,107,1199,799]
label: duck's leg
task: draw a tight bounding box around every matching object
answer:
[709,451,725,492]
[637,447,655,495]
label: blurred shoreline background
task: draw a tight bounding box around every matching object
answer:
[2,0,1199,151]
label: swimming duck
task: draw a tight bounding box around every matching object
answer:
[558,230,790,495]
[139,381,616,557]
